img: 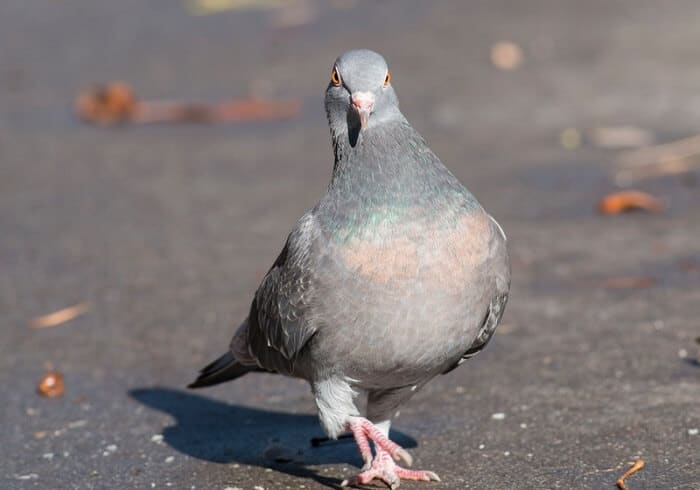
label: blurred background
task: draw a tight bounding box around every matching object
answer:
[2,1,699,488]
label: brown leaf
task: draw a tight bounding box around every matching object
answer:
[30,303,89,328]
[37,371,65,398]
[597,190,664,215]
[75,82,138,125]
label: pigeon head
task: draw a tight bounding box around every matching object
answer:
[325,49,401,142]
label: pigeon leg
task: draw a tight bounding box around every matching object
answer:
[341,417,440,489]
[349,418,374,469]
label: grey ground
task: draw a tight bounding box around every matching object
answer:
[1,1,699,489]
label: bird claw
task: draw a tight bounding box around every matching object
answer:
[424,471,441,482]
[393,447,413,467]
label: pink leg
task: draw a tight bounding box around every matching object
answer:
[349,419,373,469]
[341,417,440,489]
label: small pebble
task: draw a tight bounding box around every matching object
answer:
[491,412,506,420]
[504,451,510,456]
[678,349,688,359]
[42,453,54,460]
[520,423,528,429]
[165,456,174,463]
[478,444,485,450]
[106,445,117,452]
[151,434,164,444]
[688,428,698,436]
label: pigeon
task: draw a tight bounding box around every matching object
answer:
[190,49,510,488]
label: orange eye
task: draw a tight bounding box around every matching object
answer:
[383,70,391,87]
[330,67,341,86]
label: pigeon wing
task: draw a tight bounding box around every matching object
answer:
[246,213,320,375]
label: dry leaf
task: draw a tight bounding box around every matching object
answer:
[490,42,523,70]
[31,303,89,329]
[617,460,645,490]
[37,371,65,398]
[75,82,138,125]
[597,190,664,215]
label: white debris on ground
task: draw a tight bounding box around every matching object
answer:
[491,412,506,420]
[14,474,39,480]
[103,444,117,457]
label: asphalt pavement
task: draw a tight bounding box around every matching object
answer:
[1,1,699,489]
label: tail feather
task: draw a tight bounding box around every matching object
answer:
[188,351,260,389]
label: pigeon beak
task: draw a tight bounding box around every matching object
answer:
[351,92,375,129]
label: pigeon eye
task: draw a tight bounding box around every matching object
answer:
[383,70,391,87]
[330,67,342,86]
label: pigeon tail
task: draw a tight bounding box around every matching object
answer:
[188,351,261,388]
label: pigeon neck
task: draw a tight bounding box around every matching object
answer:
[322,119,478,231]
[329,120,460,195]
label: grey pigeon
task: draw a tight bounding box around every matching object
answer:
[190,49,510,488]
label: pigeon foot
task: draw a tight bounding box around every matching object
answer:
[341,447,440,489]
[341,417,439,489]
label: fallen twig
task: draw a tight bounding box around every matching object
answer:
[30,303,89,328]
[614,133,700,184]
[616,459,645,490]
[75,81,301,126]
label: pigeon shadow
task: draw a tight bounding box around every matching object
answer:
[129,387,417,488]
